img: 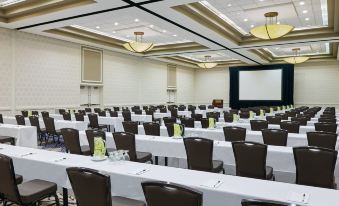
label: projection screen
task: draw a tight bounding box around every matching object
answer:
[239,69,282,101]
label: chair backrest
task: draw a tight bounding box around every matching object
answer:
[223,126,246,142]
[85,108,92,113]
[181,118,195,128]
[166,123,185,137]
[98,110,106,117]
[108,111,118,117]
[232,141,268,179]
[61,128,83,155]
[122,111,132,121]
[29,116,41,133]
[307,132,338,150]
[280,121,300,133]
[291,117,308,126]
[122,121,138,134]
[59,109,66,115]
[43,117,56,133]
[104,108,111,112]
[0,114,3,124]
[198,105,206,110]
[224,114,233,123]
[163,117,176,124]
[66,167,112,206]
[21,110,28,117]
[75,113,85,121]
[241,199,296,206]
[63,112,72,121]
[88,114,99,128]
[134,109,142,115]
[314,123,337,133]
[320,114,336,119]
[143,122,160,136]
[85,129,106,155]
[15,115,25,126]
[250,120,268,131]
[0,154,22,205]
[318,118,336,123]
[265,116,281,125]
[113,132,137,161]
[94,108,101,113]
[160,108,167,113]
[293,146,337,189]
[142,181,202,206]
[200,118,209,128]
[239,112,250,119]
[184,138,214,172]
[41,111,49,118]
[275,113,288,120]
[206,112,219,122]
[113,107,119,112]
[261,129,288,146]
[191,114,202,121]
[170,109,178,118]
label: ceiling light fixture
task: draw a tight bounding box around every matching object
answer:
[299,1,305,5]
[123,32,154,53]
[134,18,139,22]
[250,12,294,40]
[302,10,308,14]
[305,17,310,21]
[114,22,119,26]
[283,48,309,64]
[197,55,218,69]
[95,26,100,29]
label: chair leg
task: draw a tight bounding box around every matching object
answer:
[165,157,168,166]
[222,168,225,174]
[54,193,60,206]
[155,156,158,165]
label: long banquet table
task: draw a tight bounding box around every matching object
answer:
[1,144,338,206]
[0,124,37,148]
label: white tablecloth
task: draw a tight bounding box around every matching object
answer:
[0,124,37,148]
[1,144,337,206]
[118,114,152,123]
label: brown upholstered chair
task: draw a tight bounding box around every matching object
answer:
[85,129,114,155]
[109,111,118,117]
[134,109,142,115]
[160,108,167,113]
[181,118,195,128]
[314,123,337,133]
[75,113,85,121]
[145,110,161,124]
[198,105,206,110]
[41,111,49,118]
[191,114,203,121]
[88,114,108,131]
[58,109,66,115]
[184,137,224,173]
[241,199,296,206]
[21,111,28,117]
[122,121,138,134]
[293,146,337,189]
[63,112,71,121]
[61,128,90,156]
[261,129,288,146]
[142,181,202,206]
[266,116,281,125]
[163,117,176,124]
[122,111,132,122]
[67,167,145,206]
[239,112,250,119]
[94,108,101,113]
[43,117,62,145]
[275,113,288,120]
[223,126,246,142]
[98,110,106,117]
[206,112,219,122]
[15,115,25,126]
[0,136,16,146]
[165,123,185,137]
[29,116,46,145]
[0,114,3,124]
[113,107,119,112]
[318,118,336,123]
[291,117,308,126]
[250,120,268,131]
[280,121,300,133]
[307,132,338,150]
[113,132,152,163]
[143,122,160,136]
[200,118,210,128]
[85,108,92,113]
[0,154,59,206]
[320,114,336,119]
[224,114,233,123]
[232,141,274,180]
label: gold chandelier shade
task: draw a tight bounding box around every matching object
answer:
[197,55,217,69]
[123,31,154,53]
[250,24,294,40]
[283,48,309,64]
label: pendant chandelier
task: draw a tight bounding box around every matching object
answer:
[283,48,309,64]
[250,12,294,40]
[197,55,217,69]
[123,32,154,53]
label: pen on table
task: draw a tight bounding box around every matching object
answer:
[137,169,147,175]
[302,193,306,203]
[21,152,34,157]
[213,180,221,188]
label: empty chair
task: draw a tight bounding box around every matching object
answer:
[250,120,268,131]
[223,126,246,142]
[63,112,71,121]
[41,111,49,118]
[113,132,152,163]
[181,118,195,128]
[293,147,337,189]
[170,109,179,119]
[32,111,39,117]
[67,167,145,206]
[163,116,176,124]
[29,116,46,144]
[208,105,214,109]
[262,129,288,146]
[143,106,148,111]
[0,154,59,206]
[113,107,120,112]
[109,111,118,117]
[198,105,206,110]
[98,110,106,117]
[85,108,92,113]
[229,109,238,115]
[307,132,338,150]
[285,111,297,118]
[200,118,210,128]
[320,114,336,119]
[191,113,202,121]
[232,141,274,180]
[88,113,108,130]
[134,109,142,115]
[206,112,219,122]
[291,117,308,126]
[314,123,337,133]
[85,129,114,155]
[94,108,101,113]
[143,122,160,136]
[43,117,62,145]
[145,110,161,124]
[15,115,25,125]
[122,121,138,134]
[275,113,288,120]
[59,109,66,115]
[224,114,233,123]
[166,123,185,137]
[266,116,282,125]
[159,108,167,113]
[184,137,224,173]
[75,113,85,121]
[104,108,112,112]
[21,110,28,117]
[241,199,295,206]
[280,121,300,133]
[122,111,132,121]
[142,181,202,206]
[239,112,250,119]
[61,128,90,155]
[318,118,336,123]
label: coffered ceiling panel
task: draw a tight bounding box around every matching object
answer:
[179,50,235,62]
[264,42,329,57]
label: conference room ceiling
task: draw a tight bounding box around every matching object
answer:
[0,0,338,67]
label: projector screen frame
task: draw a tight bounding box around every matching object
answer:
[229,64,294,109]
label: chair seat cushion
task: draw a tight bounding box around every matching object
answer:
[80,145,91,156]
[212,160,224,173]
[136,151,152,163]
[266,166,274,180]
[18,179,57,204]
[112,196,145,206]
[15,174,23,184]
[55,130,62,135]
[0,136,15,144]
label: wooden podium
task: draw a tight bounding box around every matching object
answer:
[212,99,223,108]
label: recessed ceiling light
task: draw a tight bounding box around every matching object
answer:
[227,3,232,7]
[250,25,255,28]
[243,18,248,22]
[173,34,177,37]
[305,17,310,21]
[275,48,279,50]
[302,10,308,14]
[114,22,119,26]
[95,26,100,29]
[134,18,139,22]
[299,1,305,5]
[149,25,154,28]
[112,31,116,33]
[162,30,167,33]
